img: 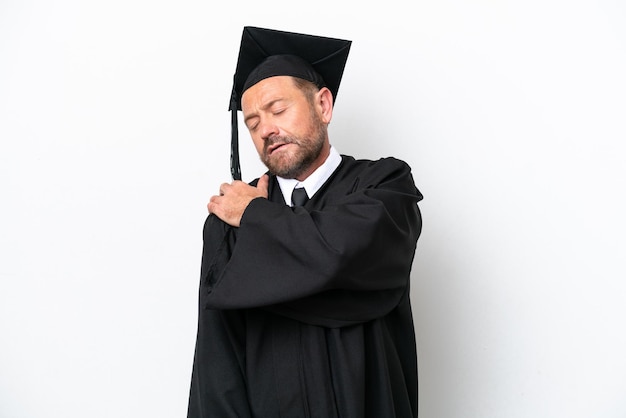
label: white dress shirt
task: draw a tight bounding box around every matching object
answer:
[276,146,342,206]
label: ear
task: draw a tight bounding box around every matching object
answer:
[317,87,334,124]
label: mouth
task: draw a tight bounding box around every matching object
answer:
[267,142,291,155]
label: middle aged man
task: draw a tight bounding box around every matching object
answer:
[188,26,424,418]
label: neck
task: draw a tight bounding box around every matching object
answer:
[296,142,331,181]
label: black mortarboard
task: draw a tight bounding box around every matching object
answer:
[228,26,352,180]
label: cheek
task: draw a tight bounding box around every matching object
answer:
[251,136,265,154]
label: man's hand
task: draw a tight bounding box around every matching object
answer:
[207,174,269,227]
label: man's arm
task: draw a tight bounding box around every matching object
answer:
[201,158,422,326]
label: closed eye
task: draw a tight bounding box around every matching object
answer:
[245,116,259,131]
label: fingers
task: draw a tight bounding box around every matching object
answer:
[256,174,269,193]
[207,176,269,218]
[208,183,229,213]
[207,194,220,213]
[219,182,231,196]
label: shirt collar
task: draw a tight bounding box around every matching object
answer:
[276,146,342,206]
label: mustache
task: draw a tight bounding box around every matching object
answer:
[264,136,298,153]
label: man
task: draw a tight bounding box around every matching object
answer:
[188,26,423,418]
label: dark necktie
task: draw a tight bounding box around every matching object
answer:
[291,187,309,207]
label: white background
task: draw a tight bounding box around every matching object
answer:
[1,1,625,417]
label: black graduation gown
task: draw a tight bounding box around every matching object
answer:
[188,155,423,418]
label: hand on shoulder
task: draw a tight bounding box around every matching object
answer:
[207,174,269,227]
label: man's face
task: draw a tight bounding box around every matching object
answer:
[241,76,330,180]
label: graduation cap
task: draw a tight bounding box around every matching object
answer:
[228,26,352,180]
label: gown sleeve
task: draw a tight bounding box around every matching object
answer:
[200,157,423,327]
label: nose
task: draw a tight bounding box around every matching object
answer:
[259,118,279,141]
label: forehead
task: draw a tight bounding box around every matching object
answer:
[241,76,299,111]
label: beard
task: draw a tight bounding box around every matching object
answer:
[260,112,327,179]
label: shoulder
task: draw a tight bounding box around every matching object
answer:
[339,155,414,180]
[341,154,411,168]
[325,155,421,200]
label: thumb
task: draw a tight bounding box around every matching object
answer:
[257,174,269,195]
